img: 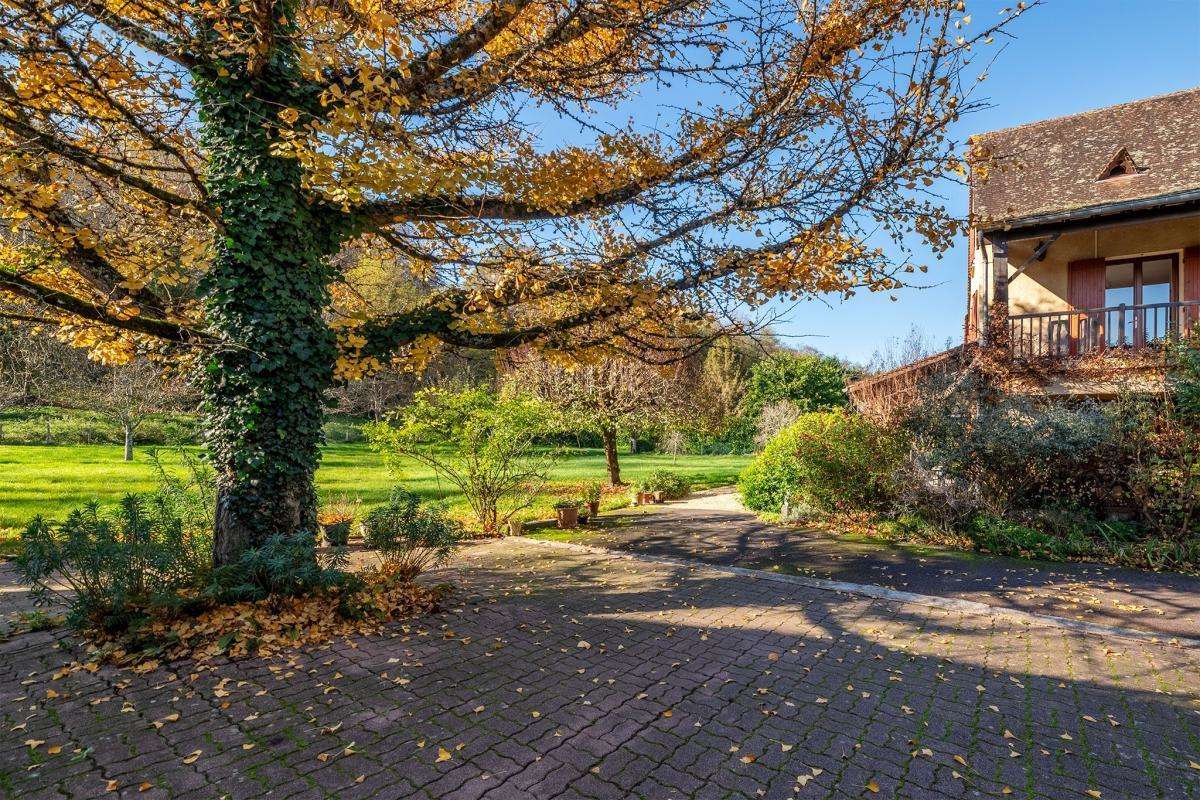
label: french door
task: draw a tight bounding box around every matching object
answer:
[1101,254,1179,347]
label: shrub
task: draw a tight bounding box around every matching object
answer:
[638,470,692,499]
[362,489,463,581]
[367,388,559,533]
[17,495,211,633]
[685,414,757,455]
[964,515,1091,561]
[581,480,603,504]
[739,411,904,514]
[206,532,352,604]
[1122,337,1200,538]
[146,447,216,532]
[898,375,1126,527]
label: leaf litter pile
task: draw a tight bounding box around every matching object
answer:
[72,576,447,670]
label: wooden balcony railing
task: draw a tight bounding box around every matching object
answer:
[1007,300,1200,359]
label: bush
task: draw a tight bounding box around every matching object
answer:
[685,414,756,454]
[898,375,1126,527]
[1122,337,1200,538]
[965,514,1089,561]
[367,388,560,533]
[638,470,692,499]
[0,407,202,446]
[581,480,603,504]
[205,532,352,605]
[17,495,211,633]
[739,411,904,514]
[362,488,463,581]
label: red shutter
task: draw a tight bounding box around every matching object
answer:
[1068,258,1106,354]
[1068,258,1106,309]
[1184,246,1200,331]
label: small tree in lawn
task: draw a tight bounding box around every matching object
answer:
[661,430,688,464]
[366,388,557,534]
[91,360,186,461]
[509,353,686,486]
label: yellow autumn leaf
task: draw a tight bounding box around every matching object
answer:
[436,747,452,762]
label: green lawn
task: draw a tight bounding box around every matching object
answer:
[0,443,749,537]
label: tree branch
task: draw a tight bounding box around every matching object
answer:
[0,111,214,220]
[66,0,200,69]
[0,271,206,344]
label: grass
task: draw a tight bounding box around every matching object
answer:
[0,443,749,542]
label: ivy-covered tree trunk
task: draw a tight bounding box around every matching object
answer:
[602,427,623,486]
[195,14,341,566]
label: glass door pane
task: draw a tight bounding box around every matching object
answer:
[1105,262,1135,346]
[1140,258,1174,341]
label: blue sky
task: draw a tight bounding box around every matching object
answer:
[771,0,1200,364]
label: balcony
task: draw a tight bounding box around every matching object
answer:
[1007,301,1200,360]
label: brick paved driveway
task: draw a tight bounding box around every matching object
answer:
[3,539,1199,799]
[574,490,1200,639]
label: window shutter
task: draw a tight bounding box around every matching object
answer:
[1184,246,1200,331]
[1068,258,1106,354]
[1068,258,1106,310]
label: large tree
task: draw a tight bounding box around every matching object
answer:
[0,0,1027,563]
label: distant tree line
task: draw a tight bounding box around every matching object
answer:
[4,315,860,462]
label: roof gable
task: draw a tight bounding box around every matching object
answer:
[969,88,1200,228]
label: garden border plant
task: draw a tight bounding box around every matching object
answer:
[366,387,561,535]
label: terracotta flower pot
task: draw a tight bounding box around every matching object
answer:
[587,500,600,516]
[555,506,579,529]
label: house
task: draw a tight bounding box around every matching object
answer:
[850,87,1200,409]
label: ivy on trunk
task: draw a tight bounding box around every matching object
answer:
[193,10,344,563]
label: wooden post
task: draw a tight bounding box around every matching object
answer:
[987,234,1009,351]
[992,236,1009,307]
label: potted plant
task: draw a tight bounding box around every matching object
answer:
[582,480,602,516]
[318,495,359,546]
[554,500,579,529]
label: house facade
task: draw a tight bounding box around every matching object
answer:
[966,87,1200,394]
[848,88,1200,411]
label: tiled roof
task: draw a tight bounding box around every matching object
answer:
[969,87,1200,229]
